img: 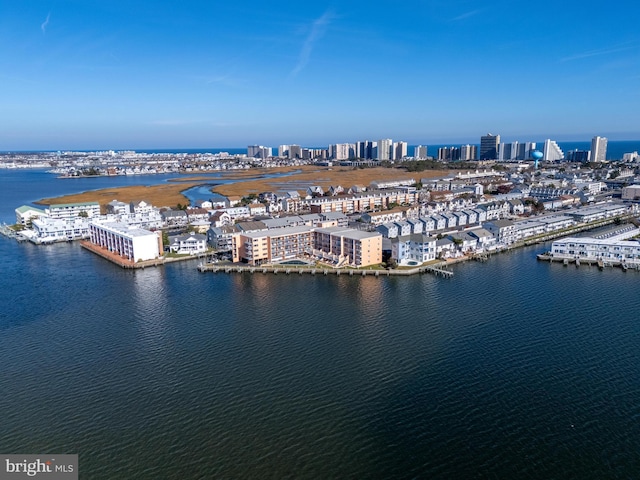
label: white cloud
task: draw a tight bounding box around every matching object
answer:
[41,12,50,34]
[451,9,482,21]
[560,44,635,63]
[290,10,335,77]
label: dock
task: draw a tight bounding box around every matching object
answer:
[537,253,640,271]
[80,241,205,269]
[197,263,454,278]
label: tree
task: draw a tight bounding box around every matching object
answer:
[78,210,89,218]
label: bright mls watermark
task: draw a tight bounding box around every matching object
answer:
[1,455,77,480]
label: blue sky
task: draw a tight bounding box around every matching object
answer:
[2,0,640,150]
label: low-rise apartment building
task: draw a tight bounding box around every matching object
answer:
[231,225,382,267]
[47,202,101,220]
[306,190,417,214]
[551,237,640,263]
[89,221,162,262]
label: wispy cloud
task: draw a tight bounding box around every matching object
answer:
[290,10,335,77]
[150,119,205,126]
[41,12,50,34]
[451,9,482,21]
[560,44,636,63]
[150,119,250,128]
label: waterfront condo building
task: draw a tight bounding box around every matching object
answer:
[89,221,162,262]
[232,225,314,265]
[231,225,382,267]
[312,227,382,267]
[46,201,101,220]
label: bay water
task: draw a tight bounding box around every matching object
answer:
[1,168,639,478]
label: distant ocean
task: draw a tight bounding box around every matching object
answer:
[123,141,640,160]
[4,140,640,160]
[422,140,640,161]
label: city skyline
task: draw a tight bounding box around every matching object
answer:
[2,1,640,150]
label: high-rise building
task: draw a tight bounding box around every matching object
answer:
[543,139,564,162]
[517,142,536,160]
[377,139,393,161]
[460,144,477,161]
[247,145,272,159]
[278,145,289,157]
[566,149,591,162]
[480,133,500,160]
[356,140,376,159]
[330,143,355,160]
[414,145,427,159]
[591,136,608,162]
[438,147,458,161]
[289,145,302,159]
[498,141,539,161]
[498,142,516,161]
[394,141,408,160]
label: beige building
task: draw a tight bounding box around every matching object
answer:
[231,225,382,267]
[313,227,382,267]
[232,225,314,265]
[622,185,640,201]
[306,190,417,214]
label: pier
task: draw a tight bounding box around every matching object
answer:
[80,241,205,269]
[0,223,26,241]
[197,263,454,278]
[537,253,640,271]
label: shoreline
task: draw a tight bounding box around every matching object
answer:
[80,240,207,269]
[196,215,633,278]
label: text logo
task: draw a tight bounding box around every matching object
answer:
[1,455,77,480]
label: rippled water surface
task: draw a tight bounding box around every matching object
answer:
[2,240,640,479]
[2,169,640,478]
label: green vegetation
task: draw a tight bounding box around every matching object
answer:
[402,160,443,172]
[241,193,259,205]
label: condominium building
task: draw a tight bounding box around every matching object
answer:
[305,190,417,214]
[30,217,91,243]
[278,145,290,157]
[330,143,355,160]
[47,202,101,220]
[356,140,376,159]
[313,227,382,267]
[231,225,382,267]
[394,141,408,160]
[591,136,608,162]
[480,133,500,160]
[232,225,314,265]
[377,139,393,161]
[89,221,162,262]
[543,139,564,161]
[551,237,640,263]
[15,205,46,226]
[622,185,640,200]
[414,145,428,159]
[289,144,302,159]
[247,145,272,159]
[459,144,477,161]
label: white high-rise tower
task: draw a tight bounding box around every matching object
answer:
[591,136,608,162]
